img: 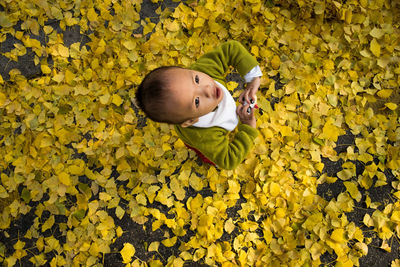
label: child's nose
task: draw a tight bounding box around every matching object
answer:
[203,85,212,97]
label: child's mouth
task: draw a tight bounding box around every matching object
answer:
[215,86,221,99]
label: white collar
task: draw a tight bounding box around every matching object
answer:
[192,81,238,131]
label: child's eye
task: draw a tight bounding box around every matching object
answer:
[195,75,199,84]
[195,97,200,108]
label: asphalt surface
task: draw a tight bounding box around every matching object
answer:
[0,0,399,266]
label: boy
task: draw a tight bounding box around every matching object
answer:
[136,41,262,169]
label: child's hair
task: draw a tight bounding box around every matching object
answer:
[135,66,183,124]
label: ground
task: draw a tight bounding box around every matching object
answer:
[0,0,399,266]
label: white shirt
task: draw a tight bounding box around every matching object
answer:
[192,66,262,131]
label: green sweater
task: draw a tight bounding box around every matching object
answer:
[174,41,259,170]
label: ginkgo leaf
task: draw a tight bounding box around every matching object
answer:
[377,89,393,98]
[1,0,400,266]
[331,228,344,243]
[58,172,71,186]
[270,55,280,70]
[115,206,125,220]
[0,92,6,106]
[148,241,159,252]
[385,103,397,110]
[120,243,135,263]
[370,38,381,57]
[224,218,235,234]
[161,236,177,247]
[87,8,99,22]
[41,65,51,74]
[369,28,385,39]
[344,181,362,202]
[42,215,55,232]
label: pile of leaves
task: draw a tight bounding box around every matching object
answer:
[0,0,399,265]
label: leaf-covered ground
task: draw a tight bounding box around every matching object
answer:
[0,0,400,266]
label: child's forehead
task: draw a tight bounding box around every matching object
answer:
[165,67,190,76]
[164,68,191,85]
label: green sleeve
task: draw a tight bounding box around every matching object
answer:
[190,40,259,85]
[174,124,258,170]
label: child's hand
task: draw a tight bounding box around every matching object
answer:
[239,77,260,106]
[237,102,256,128]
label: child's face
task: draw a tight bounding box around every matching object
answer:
[164,68,224,127]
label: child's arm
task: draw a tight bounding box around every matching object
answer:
[239,76,261,108]
[190,40,259,84]
[237,101,256,128]
[192,40,262,109]
[174,124,258,170]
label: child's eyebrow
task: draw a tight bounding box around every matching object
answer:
[190,70,195,84]
[188,71,197,109]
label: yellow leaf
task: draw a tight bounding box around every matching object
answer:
[58,172,71,186]
[165,20,180,32]
[170,178,186,201]
[248,45,258,58]
[224,218,235,234]
[120,243,135,264]
[52,72,64,83]
[227,179,240,194]
[57,44,69,58]
[337,169,354,181]
[99,192,112,201]
[314,2,325,15]
[370,38,381,57]
[326,176,337,183]
[0,74,3,84]
[322,121,341,142]
[193,17,205,28]
[64,69,75,85]
[381,240,391,252]
[41,65,51,74]
[142,21,156,35]
[68,162,85,175]
[269,182,280,197]
[115,206,125,220]
[331,228,344,243]
[189,173,203,191]
[270,55,280,70]
[99,93,111,105]
[0,92,6,106]
[0,12,13,27]
[148,241,159,252]
[391,211,400,223]
[365,195,371,208]
[363,213,374,227]
[385,103,397,110]
[116,226,123,237]
[369,27,384,39]
[122,40,136,50]
[226,81,238,91]
[112,94,123,106]
[377,89,393,98]
[42,215,55,232]
[87,8,98,22]
[344,181,361,202]
[161,236,177,247]
[44,25,53,34]
[323,59,334,70]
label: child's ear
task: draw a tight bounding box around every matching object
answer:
[181,118,199,127]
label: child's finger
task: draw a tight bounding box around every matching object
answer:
[241,91,254,105]
[246,105,255,116]
[239,91,248,104]
[237,103,247,115]
[237,103,254,117]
